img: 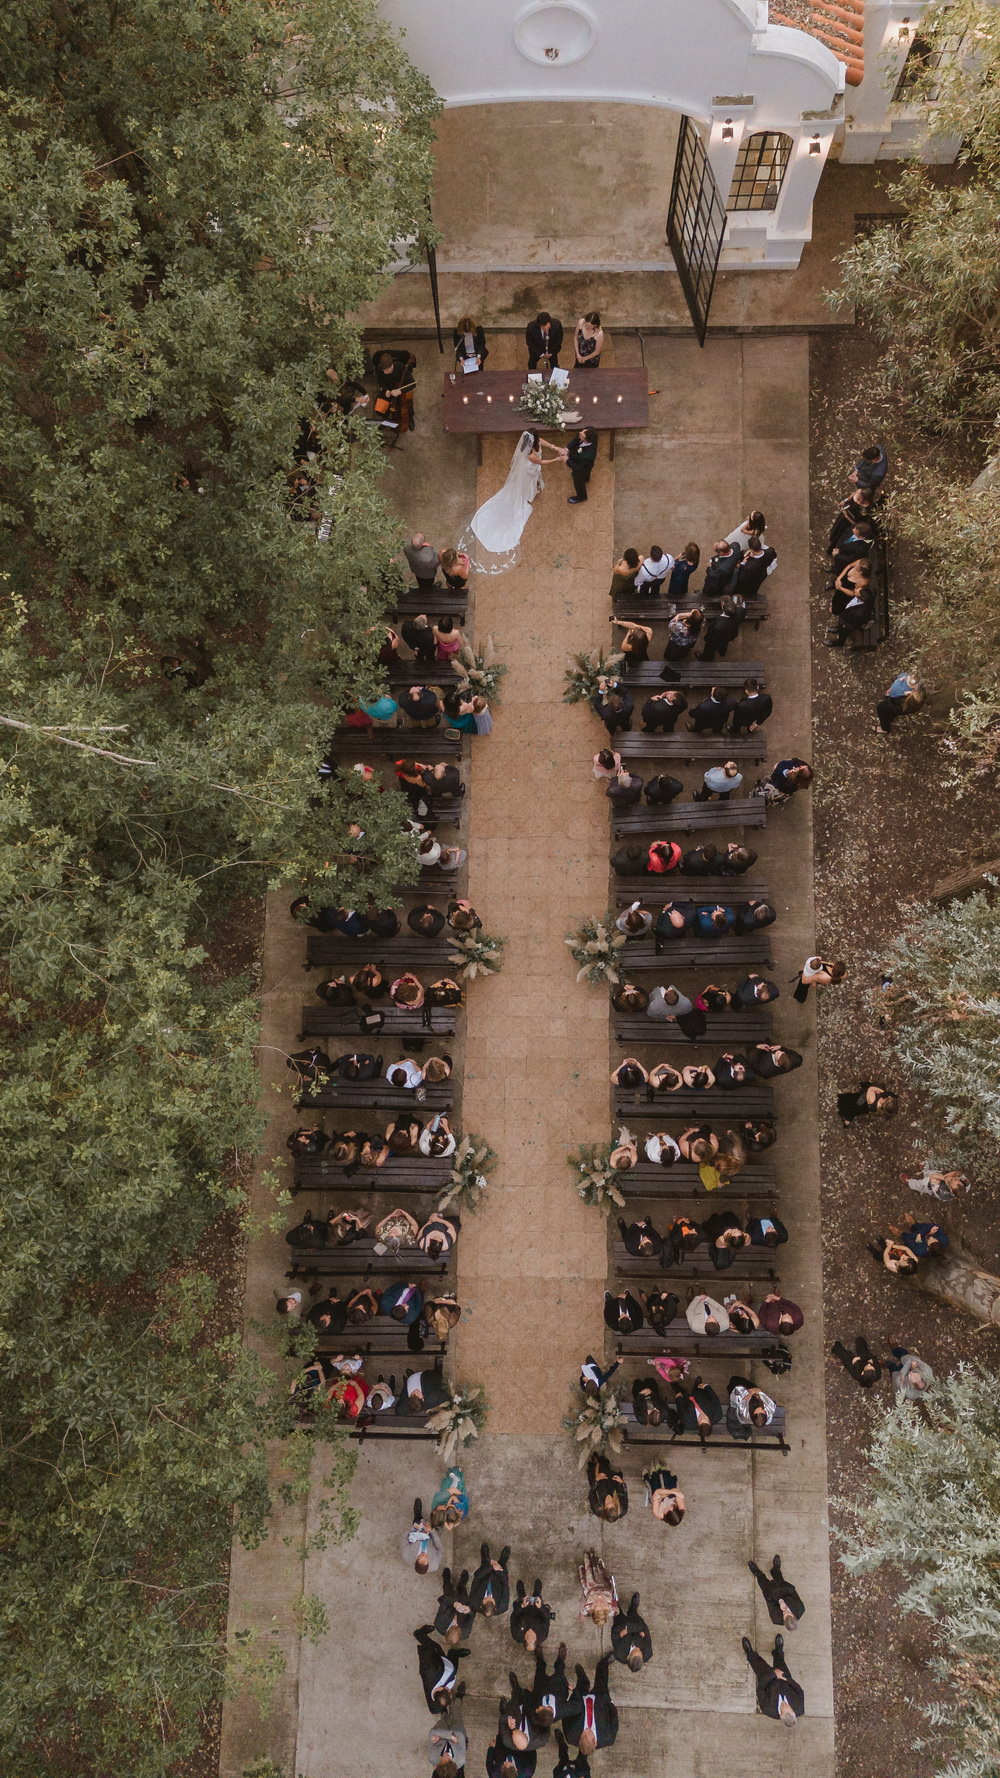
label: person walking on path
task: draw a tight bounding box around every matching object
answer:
[470,1542,512,1617]
[579,1549,617,1625]
[611,1592,653,1669]
[429,1706,467,1777]
[414,1625,470,1714]
[749,1556,805,1630]
[402,1498,443,1574]
[510,1578,554,1651]
[553,1729,591,1777]
[793,955,847,1003]
[563,1655,619,1753]
[830,1336,883,1387]
[875,672,926,735]
[586,1451,628,1522]
[742,1633,805,1723]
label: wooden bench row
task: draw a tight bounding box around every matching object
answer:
[614,1323,782,1358]
[614,1162,777,1199]
[619,1400,788,1453]
[313,1318,448,1357]
[612,1087,774,1119]
[612,799,766,837]
[296,1080,453,1111]
[612,1243,777,1281]
[328,727,463,757]
[612,878,768,905]
[612,591,770,628]
[613,1013,773,1045]
[304,940,453,974]
[611,937,772,971]
[287,1239,453,1278]
[296,1006,457,1039]
[612,733,766,764]
[291,1157,452,1193]
[391,590,468,617]
[618,660,765,687]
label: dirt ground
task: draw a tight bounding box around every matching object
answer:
[809,331,1000,1778]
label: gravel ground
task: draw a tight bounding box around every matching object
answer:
[809,331,1000,1778]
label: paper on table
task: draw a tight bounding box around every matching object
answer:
[526,373,543,384]
[462,358,480,374]
[549,368,570,388]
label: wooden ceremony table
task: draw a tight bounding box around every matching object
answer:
[441,367,649,461]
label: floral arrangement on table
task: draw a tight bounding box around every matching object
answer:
[454,634,508,703]
[562,646,626,705]
[518,379,572,427]
[566,913,628,986]
[568,1140,627,1212]
[563,1383,626,1465]
[427,1382,489,1461]
[447,929,506,982]
[437,1132,496,1214]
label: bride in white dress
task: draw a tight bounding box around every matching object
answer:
[462,429,567,573]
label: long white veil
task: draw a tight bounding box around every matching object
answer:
[460,430,542,574]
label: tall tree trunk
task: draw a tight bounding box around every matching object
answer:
[919,1249,1000,1327]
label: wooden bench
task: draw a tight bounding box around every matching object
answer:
[384,662,461,688]
[327,727,463,758]
[613,733,767,764]
[620,1399,789,1453]
[296,1080,454,1111]
[351,1409,437,1442]
[304,935,452,971]
[613,878,768,906]
[391,590,468,618]
[615,1322,781,1359]
[296,1007,457,1040]
[314,1317,448,1357]
[618,661,765,688]
[286,1238,453,1278]
[612,800,766,837]
[612,591,770,628]
[616,1162,777,1199]
[609,937,771,971]
[393,867,464,892]
[613,1012,772,1044]
[612,1242,777,1282]
[292,1157,452,1194]
[612,1087,774,1119]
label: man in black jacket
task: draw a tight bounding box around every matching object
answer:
[414,1624,469,1714]
[689,686,738,735]
[525,310,564,368]
[553,1730,590,1778]
[734,538,777,597]
[529,1642,571,1727]
[742,1633,805,1723]
[563,1656,618,1753]
[698,595,746,662]
[702,538,743,597]
[730,679,773,734]
[749,1554,806,1630]
[470,1542,511,1618]
[642,688,687,733]
[610,1592,652,1670]
[509,1579,555,1652]
[434,1567,474,1646]
[566,428,598,504]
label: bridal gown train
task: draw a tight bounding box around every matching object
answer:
[461,430,542,573]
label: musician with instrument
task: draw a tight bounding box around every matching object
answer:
[372,348,417,446]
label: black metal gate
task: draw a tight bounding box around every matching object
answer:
[666,116,727,346]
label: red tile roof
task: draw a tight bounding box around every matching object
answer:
[770,0,865,86]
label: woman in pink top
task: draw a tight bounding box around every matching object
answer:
[433,615,463,661]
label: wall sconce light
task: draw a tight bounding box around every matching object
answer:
[809,133,822,154]
[721,118,734,141]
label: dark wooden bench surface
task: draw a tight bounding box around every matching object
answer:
[351,1409,437,1441]
[620,1399,788,1452]
[613,733,767,764]
[296,1007,457,1040]
[612,799,766,837]
[613,1013,772,1044]
[328,727,463,757]
[391,589,468,617]
[297,1079,454,1111]
[304,935,452,971]
[314,1317,448,1356]
[613,592,770,628]
[613,878,768,905]
[292,1156,451,1194]
[384,661,461,687]
[612,1242,777,1281]
[610,937,771,971]
[619,660,765,687]
[287,1238,453,1277]
[615,1322,780,1358]
[612,1087,774,1119]
[616,1162,777,1199]
[393,867,464,891]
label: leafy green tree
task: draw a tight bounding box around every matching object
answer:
[840,1367,1000,1778]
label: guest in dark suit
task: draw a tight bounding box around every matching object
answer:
[642,690,687,733]
[741,1633,805,1723]
[470,1541,511,1617]
[434,1567,474,1646]
[603,1289,643,1333]
[414,1624,469,1713]
[749,1555,805,1630]
[618,1215,670,1264]
[667,1376,724,1435]
[497,1673,550,1754]
[689,687,738,734]
[567,429,598,504]
[509,1578,554,1651]
[747,1213,789,1249]
[830,1335,882,1387]
[563,1656,619,1753]
[610,1593,652,1670]
[529,1642,571,1728]
[486,1740,535,1778]
[730,680,773,734]
[552,1729,590,1778]
[701,539,743,597]
[591,686,633,734]
[644,771,684,803]
[697,595,745,662]
[525,311,564,369]
[631,1375,666,1426]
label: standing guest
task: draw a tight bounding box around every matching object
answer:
[401,612,438,665]
[829,517,874,576]
[566,428,598,505]
[439,546,471,590]
[564,1656,619,1754]
[526,310,564,370]
[886,1347,935,1397]
[497,1675,550,1757]
[404,533,441,593]
[429,1708,467,1777]
[837,1081,898,1124]
[409,903,447,938]
[447,899,481,934]
[606,769,643,810]
[642,690,688,734]
[736,897,776,932]
[868,1236,920,1276]
[693,760,743,802]
[529,1642,571,1729]
[579,1549,617,1627]
[726,1375,778,1439]
[758,1292,803,1336]
[592,745,623,781]
[793,955,847,1002]
[611,1594,653,1671]
[553,1730,590,1778]
[830,1336,882,1387]
[850,442,889,491]
[434,1568,474,1646]
[689,686,737,735]
[697,595,746,662]
[286,1124,328,1157]
[453,315,488,369]
[398,685,443,728]
[749,1555,805,1630]
[414,1624,470,1714]
[726,509,767,547]
[750,1044,802,1080]
[486,1742,535,1778]
[609,617,653,665]
[591,683,633,735]
[402,1497,444,1574]
[734,535,778,598]
[434,616,463,662]
[587,1452,628,1522]
[719,841,758,875]
[510,1580,555,1652]
[470,1542,512,1618]
[904,1164,968,1204]
[875,672,926,736]
[634,545,675,596]
[574,311,604,368]
[742,1634,804,1724]
[609,547,640,598]
[729,679,773,734]
[662,607,704,662]
[701,539,743,598]
[737,974,779,1007]
[669,541,701,597]
[580,1354,621,1396]
[894,1211,948,1260]
[643,1466,686,1523]
[430,1467,470,1529]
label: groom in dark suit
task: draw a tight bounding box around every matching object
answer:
[566,429,598,504]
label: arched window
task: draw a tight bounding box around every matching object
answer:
[727,132,792,212]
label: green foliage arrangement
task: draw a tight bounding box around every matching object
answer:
[426,1383,489,1463]
[839,1367,1000,1778]
[518,381,570,427]
[568,1140,628,1211]
[437,1134,496,1215]
[566,914,629,986]
[563,1384,626,1466]
[562,647,627,704]
[447,929,507,981]
[454,634,509,701]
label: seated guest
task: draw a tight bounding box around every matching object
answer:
[723,1292,760,1334]
[747,1212,789,1249]
[654,901,694,946]
[631,1377,665,1427]
[640,1288,680,1334]
[726,1376,779,1439]
[385,1057,425,1090]
[737,974,779,1006]
[618,1215,669,1261]
[409,903,447,938]
[680,843,719,876]
[391,972,425,1008]
[422,1055,454,1083]
[289,897,349,933]
[677,1127,717,1165]
[345,1285,380,1324]
[285,1209,328,1250]
[750,1043,802,1079]
[350,963,387,1001]
[615,901,653,938]
[419,1114,458,1160]
[334,1050,381,1080]
[611,980,649,1012]
[667,1375,724,1435]
[830,518,874,576]
[758,1292,803,1335]
[609,1128,638,1169]
[736,898,777,932]
[288,1045,334,1084]
[606,769,643,809]
[701,982,734,1012]
[681,1062,715,1090]
[603,1289,643,1333]
[644,772,684,804]
[417,1210,460,1256]
[686,1292,730,1335]
[730,678,773,734]
[714,1052,751,1090]
[693,903,735,939]
[718,841,758,875]
[688,687,736,735]
[611,1057,649,1091]
[741,1117,777,1151]
[447,898,481,932]
[610,840,649,876]
[400,1360,450,1412]
[286,1125,328,1156]
[647,840,683,875]
[702,1211,750,1269]
[647,1060,684,1092]
[641,690,687,733]
[667,1213,703,1252]
[400,612,437,663]
[385,1113,424,1155]
[428,977,463,1007]
[662,608,703,661]
[398,685,443,728]
[591,686,633,735]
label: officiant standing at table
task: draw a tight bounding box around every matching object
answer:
[453,316,489,371]
[526,311,564,370]
[567,428,598,504]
